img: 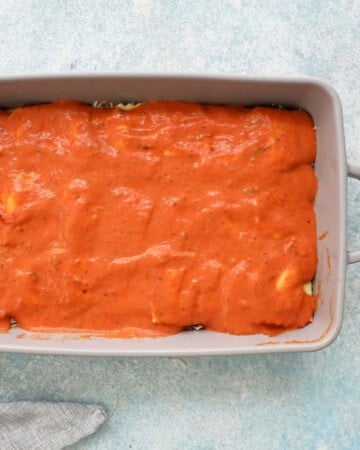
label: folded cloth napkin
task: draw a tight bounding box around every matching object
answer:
[0,401,107,450]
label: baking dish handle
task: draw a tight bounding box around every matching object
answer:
[348,163,360,264]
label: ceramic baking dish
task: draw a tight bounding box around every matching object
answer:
[0,73,359,355]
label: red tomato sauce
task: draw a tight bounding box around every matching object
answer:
[0,101,317,337]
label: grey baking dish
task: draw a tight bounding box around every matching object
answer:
[0,73,359,355]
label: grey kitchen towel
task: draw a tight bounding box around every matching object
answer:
[0,401,107,450]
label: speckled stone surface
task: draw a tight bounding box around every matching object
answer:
[0,1,359,449]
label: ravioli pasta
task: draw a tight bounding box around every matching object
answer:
[0,100,317,337]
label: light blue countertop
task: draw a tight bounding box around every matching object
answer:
[0,1,359,449]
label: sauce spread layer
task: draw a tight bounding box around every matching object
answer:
[0,101,317,337]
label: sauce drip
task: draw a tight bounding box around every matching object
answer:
[0,101,317,337]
